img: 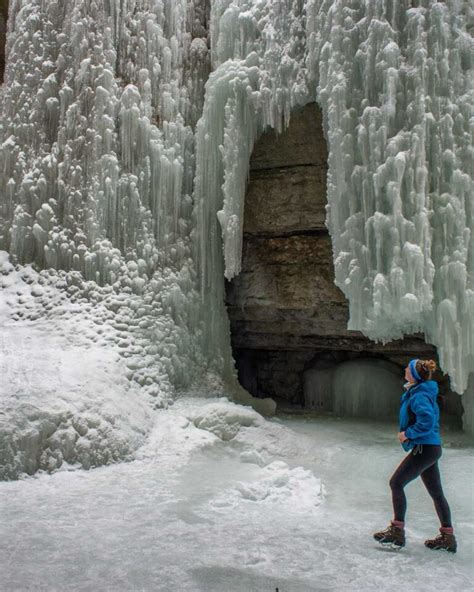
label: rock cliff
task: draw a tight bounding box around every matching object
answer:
[225,103,462,420]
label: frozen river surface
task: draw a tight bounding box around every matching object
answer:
[1,398,472,592]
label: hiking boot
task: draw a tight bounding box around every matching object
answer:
[425,529,457,553]
[373,523,406,549]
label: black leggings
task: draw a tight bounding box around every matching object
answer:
[389,445,452,527]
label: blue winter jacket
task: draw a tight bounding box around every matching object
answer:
[399,380,441,451]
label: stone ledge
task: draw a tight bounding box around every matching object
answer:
[250,103,327,170]
[229,328,436,354]
[244,166,327,234]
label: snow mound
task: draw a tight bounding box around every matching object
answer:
[239,449,268,467]
[0,256,156,480]
[0,331,153,480]
[187,399,263,441]
[212,461,324,512]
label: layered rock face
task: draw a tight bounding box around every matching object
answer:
[0,1,7,83]
[225,103,462,420]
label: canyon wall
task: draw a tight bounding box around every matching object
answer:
[225,103,462,421]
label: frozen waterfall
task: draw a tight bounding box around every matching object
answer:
[0,0,225,401]
[0,0,473,477]
[193,0,473,394]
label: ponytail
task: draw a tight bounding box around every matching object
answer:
[416,359,437,381]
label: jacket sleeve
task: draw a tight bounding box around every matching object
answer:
[404,393,435,440]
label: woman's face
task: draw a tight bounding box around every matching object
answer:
[405,365,415,383]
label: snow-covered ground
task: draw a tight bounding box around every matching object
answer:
[1,398,472,592]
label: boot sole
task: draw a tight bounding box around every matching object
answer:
[425,545,457,553]
[376,540,405,550]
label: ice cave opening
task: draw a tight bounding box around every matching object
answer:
[225,103,464,426]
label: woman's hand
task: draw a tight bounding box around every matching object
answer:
[398,431,408,443]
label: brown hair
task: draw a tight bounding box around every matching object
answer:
[416,359,437,380]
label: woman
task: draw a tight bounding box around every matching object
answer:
[373,359,457,552]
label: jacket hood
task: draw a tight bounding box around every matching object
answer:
[412,380,438,401]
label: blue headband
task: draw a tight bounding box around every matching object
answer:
[409,359,422,381]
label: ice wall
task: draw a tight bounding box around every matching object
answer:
[193,0,473,394]
[0,0,227,405]
[1,0,210,266]
[0,0,472,440]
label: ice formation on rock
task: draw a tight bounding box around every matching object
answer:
[304,358,403,419]
[0,0,233,477]
[0,0,473,478]
[0,0,223,403]
[194,0,473,394]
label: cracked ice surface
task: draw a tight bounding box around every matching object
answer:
[0,400,472,591]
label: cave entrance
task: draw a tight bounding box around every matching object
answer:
[225,103,462,424]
